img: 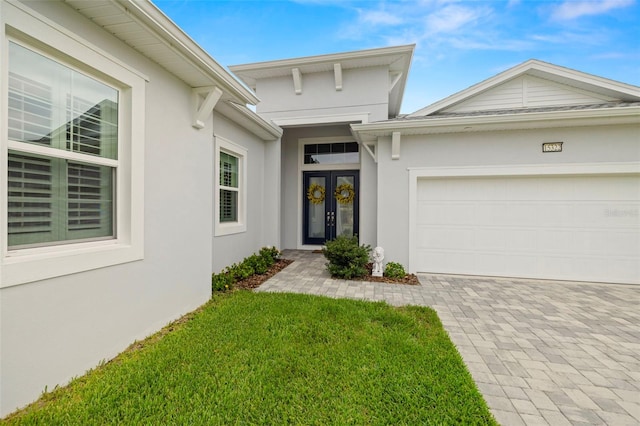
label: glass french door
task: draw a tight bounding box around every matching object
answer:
[303,170,359,245]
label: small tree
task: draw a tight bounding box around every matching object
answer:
[322,235,371,279]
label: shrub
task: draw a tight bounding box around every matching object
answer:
[259,246,280,267]
[384,262,406,279]
[212,272,234,292]
[245,254,269,275]
[322,235,371,279]
[227,262,254,281]
[212,246,282,292]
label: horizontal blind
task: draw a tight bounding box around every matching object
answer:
[7,152,54,245]
[8,72,53,146]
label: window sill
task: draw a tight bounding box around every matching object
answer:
[1,240,143,288]
[214,222,247,237]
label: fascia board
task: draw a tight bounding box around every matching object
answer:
[230,44,415,74]
[229,44,415,93]
[115,0,260,105]
[216,101,283,141]
[527,60,640,99]
[353,106,640,137]
[408,60,536,117]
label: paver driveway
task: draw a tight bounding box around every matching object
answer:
[257,250,640,425]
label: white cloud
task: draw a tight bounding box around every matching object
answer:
[424,5,487,35]
[550,0,635,20]
[447,36,534,51]
[358,9,403,26]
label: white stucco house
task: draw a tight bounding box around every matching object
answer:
[1,0,638,417]
[230,48,640,286]
[0,0,281,415]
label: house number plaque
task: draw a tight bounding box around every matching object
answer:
[542,142,563,152]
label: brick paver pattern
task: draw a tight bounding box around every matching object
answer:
[257,250,640,426]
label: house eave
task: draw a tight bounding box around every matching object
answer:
[63,0,260,106]
[351,106,640,141]
[216,101,283,141]
[230,44,415,118]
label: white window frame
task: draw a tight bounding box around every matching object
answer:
[214,136,247,236]
[0,2,146,287]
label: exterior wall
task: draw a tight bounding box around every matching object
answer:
[251,63,393,251]
[279,125,379,249]
[211,112,280,271]
[255,66,390,122]
[376,124,640,269]
[0,1,212,415]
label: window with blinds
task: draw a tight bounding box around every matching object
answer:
[219,151,239,223]
[7,41,117,248]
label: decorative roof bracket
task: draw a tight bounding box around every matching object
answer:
[389,72,403,94]
[192,86,223,129]
[292,68,302,95]
[392,131,401,160]
[362,141,377,163]
[334,63,343,91]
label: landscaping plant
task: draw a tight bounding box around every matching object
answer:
[384,261,406,279]
[322,235,371,279]
[211,246,282,292]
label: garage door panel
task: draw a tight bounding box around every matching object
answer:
[418,201,477,225]
[507,229,539,252]
[415,175,640,284]
[418,226,475,250]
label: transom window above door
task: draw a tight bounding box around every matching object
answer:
[304,142,359,165]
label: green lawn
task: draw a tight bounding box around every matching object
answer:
[4,292,496,425]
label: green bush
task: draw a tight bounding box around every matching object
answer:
[227,262,254,281]
[212,247,282,292]
[259,246,280,267]
[212,272,234,292]
[245,254,269,275]
[384,262,406,279]
[322,236,371,279]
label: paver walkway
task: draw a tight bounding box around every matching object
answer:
[257,250,640,425]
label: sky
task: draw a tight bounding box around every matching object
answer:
[153,0,640,114]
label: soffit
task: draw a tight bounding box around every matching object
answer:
[63,0,258,105]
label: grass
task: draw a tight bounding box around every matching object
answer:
[3,292,496,425]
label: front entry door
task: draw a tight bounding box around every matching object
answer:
[303,170,359,245]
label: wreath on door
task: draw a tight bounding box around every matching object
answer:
[334,183,355,205]
[307,183,326,205]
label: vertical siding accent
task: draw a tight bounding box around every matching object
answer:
[443,75,615,113]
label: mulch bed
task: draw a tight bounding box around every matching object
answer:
[234,258,419,290]
[234,258,294,290]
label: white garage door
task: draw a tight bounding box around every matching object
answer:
[415,174,640,284]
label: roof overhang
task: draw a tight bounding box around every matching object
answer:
[230,44,415,118]
[63,0,259,106]
[352,105,640,142]
[216,101,282,141]
[409,59,640,117]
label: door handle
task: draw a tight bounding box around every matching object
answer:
[326,211,335,226]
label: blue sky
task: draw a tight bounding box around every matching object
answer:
[154,0,640,114]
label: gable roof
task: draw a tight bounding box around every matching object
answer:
[408,59,640,118]
[351,60,640,141]
[229,45,415,118]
